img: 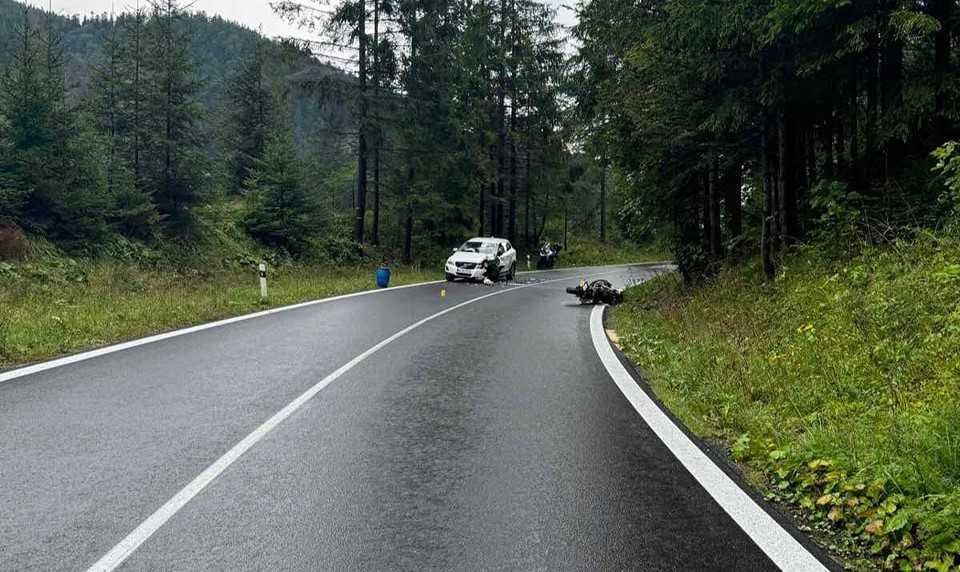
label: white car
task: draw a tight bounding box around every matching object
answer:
[445,237,517,282]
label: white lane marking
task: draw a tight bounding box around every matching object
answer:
[0,280,437,385]
[86,270,624,572]
[0,263,669,385]
[589,306,827,572]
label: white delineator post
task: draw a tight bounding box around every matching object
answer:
[526,254,531,270]
[258,263,268,303]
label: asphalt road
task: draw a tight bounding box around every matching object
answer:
[0,264,827,571]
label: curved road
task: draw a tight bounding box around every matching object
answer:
[0,264,830,570]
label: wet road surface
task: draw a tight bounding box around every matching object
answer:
[0,264,827,570]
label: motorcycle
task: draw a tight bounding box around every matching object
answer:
[565,279,624,305]
[536,243,561,269]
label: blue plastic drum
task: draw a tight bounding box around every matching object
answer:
[376,266,391,288]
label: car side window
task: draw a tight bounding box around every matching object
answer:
[505,242,512,252]
[498,244,505,256]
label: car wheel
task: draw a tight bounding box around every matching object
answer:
[445,273,455,282]
[507,262,516,280]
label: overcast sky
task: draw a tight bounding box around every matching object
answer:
[23,0,578,46]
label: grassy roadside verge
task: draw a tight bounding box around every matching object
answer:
[555,238,668,268]
[610,233,960,571]
[0,260,437,370]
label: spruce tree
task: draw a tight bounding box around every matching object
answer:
[0,9,110,244]
[226,39,275,194]
[143,0,204,235]
[92,13,159,239]
[243,129,319,254]
[0,10,48,227]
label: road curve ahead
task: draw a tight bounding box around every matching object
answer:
[0,264,828,571]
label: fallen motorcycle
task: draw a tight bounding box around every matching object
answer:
[565,279,624,305]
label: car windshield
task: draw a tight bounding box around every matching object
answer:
[459,241,497,255]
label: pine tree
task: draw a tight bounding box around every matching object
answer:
[0,9,110,244]
[92,12,159,239]
[142,0,204,235]
[226,39,275,194]
[0,12,36,222]
[243,130,320,254]
[119,8,148,191]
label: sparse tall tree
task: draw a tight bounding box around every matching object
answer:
[244,129,320,253]
[226,38,275,194]
[142,0,204,234]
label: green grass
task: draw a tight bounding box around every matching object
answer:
[611,232,960,570]
[0,260,437,370]
[555,238,668,268]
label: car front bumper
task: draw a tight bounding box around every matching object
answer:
[446,263,486,280]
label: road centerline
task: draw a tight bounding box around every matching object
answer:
[85,269,627,572]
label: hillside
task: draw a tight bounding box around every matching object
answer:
[0,0,354,155]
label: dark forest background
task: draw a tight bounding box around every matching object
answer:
[0,0,618,267]
[574,0,960,281]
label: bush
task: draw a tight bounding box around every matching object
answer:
[305,236,366,265]
[0,219,29,260]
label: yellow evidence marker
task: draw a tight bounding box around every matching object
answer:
[441,288,447,298]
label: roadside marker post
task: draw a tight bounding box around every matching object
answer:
[526,254,531,270]
[258,263,268,303]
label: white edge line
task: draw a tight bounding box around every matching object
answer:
[0,262,670,385]
[0,279,433,384]
[86,270,623,572]
[589,305,827,572]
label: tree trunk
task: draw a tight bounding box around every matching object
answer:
[507,0,519,244]
[849,61,860,187]
[354,0,368,244]
[372,143,380,246]
[524,138,532,248]
[371,0,381,245]
[495,0,507,238]
[403,163,414,264]
[758,51,776,278]
[778,110,800,245]
[478,179,486,236]
[796,119,808,194]
[821,115,835,180]
[700,171,710,255]
[865,6,880,180]
[599,163,607,243]
[562,197,568,252]
[934,0,953,138]
[708,158,721,258]
[489,182,497,237]
[536,185,550,244]
[835,109,847,179]
[723,162,743,240]
[880,26,904,179]
[762,108,776,279]
[508,104,517,243]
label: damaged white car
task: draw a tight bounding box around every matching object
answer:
[445,237,517,282]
